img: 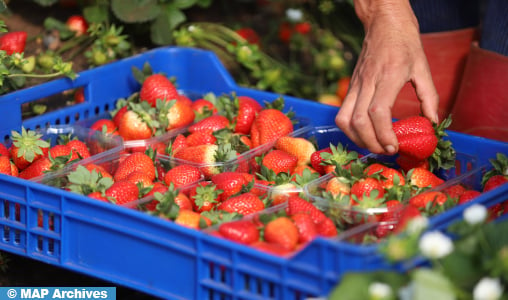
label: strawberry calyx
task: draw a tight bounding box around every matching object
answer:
[10,127,50,163]
[151,186,181,220]
[428,115,456,172]
[481,153,508,188]
[66,165,114,196]
[293,168,320,187]
[263,96,295,120]
[201,210,243,226]
[193,183,222,210]
[320,143,359,171]
[129,101,160,131]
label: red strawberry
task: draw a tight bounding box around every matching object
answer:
[188,182,221,213]
[162,99,196,131]
[188,115,230,134]
[409,191,448,209]
[290,212,319,244]
[74,87,85,103]
[90,119,118,135]
[175,209,211,229]
[250,109,293,148]
[126,170,153,188]
[275,136,317,166]
[294,22,311,35]
[0,143,10,158]
[396,154,430,173]
[0,155,13,175]
[365,163,405,189]
[219,220,260,245]
[264,216,299,251]
[211,171,249,201]
[314,217,338,237]
[18,157,52,179]
[184,131,217,147]
[173,144,236,178]
[217,192,265,215]
[443,184,466,199]
[113,152,156,182]
[310,148,333,175]
[483,175,508,192]
[112,106,128,128]
[139,74,179,107]
[66,140,91,160]
[164,164,202,188]
[409,167,444,188]
[392,116,438,161]
[458,190,481,204]
[88,191,108,201]
[10,128,50,170]
[85,163,113,179]
[118,110,154,141]
[251,241,291,256]
[235,96,262,134]
[0,31,28,55]
[66,15,88,36]
[105,180,140,205]
[392,205,423,234]
[261,150,298,175]
[350,177,385,200]
[192,98,217,115]
[286,195,326,224]
[170,134,188,155]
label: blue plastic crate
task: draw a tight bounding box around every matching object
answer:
[0,46,506,300]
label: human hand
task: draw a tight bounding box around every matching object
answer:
[335,0,439,155]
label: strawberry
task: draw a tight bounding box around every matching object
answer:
[250,109,293,148]
[251,241,291,256]
[125,170,153,188]
[0,143,10,158]
[263,216,299,251]
[164,164,202,188]
[483,175,508,192]
[90,119,118,135]
[188,115,230,134]
[211,171,249,201]
[442,184,466,199]
[365,163,405,189]
[88,191,108,201]
[188,182,221,213]
[290,212,318,244]
[191,98,217,120]
[217,192,265,215]
[139,74,179,107]
[143,182,170,209]
[18,157,52,179]
[85,163,113,179]
[173,144,237,178]
[185,131,216,147]
[325,176,351,197]
[66,15,88,36]
[408,167,444,189]
[393,115,455,171]
[66,140,91,160]
[170,134,188,155]
[234,96,262,134]
[310,148,333,175]
[392,205,423,234]
[10,128,50,170]
[261,150,298,175]
[286,195,326,224]
[112,106,128,128]
[159,99,196,131]
[409,191,448,209]
[393,116,438,161]
[105,180,139,205]
[118,109,154,141]
[0,31,28,55]
[350,177,385,200]
[314,217,338,237]
[0,155,12,175]
[175,209,211,229]
[113,152,156,182]
[458,190,481,204]
[275,136,316,166]
[219,220,260,245]
[396,154,430,173]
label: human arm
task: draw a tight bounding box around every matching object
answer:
[335,0,439,154]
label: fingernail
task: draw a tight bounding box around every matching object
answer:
[385,145,396,154]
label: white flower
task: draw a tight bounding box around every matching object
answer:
[473,277,504,300]
[406,216,429,235]
[286,8,303,22]
[368,282,392,299]
[464,204,488,225]
[418,231,454,259]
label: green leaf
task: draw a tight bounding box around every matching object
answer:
[329,271,407,300]
[150,7,186,45]
[83,5,110,24]
[0,1,7,13]
[43,17,75,40]
[173,0,199,9]
[412,269,456,300]
[111,0,160,23]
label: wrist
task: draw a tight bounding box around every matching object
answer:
[354,0,419,31]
